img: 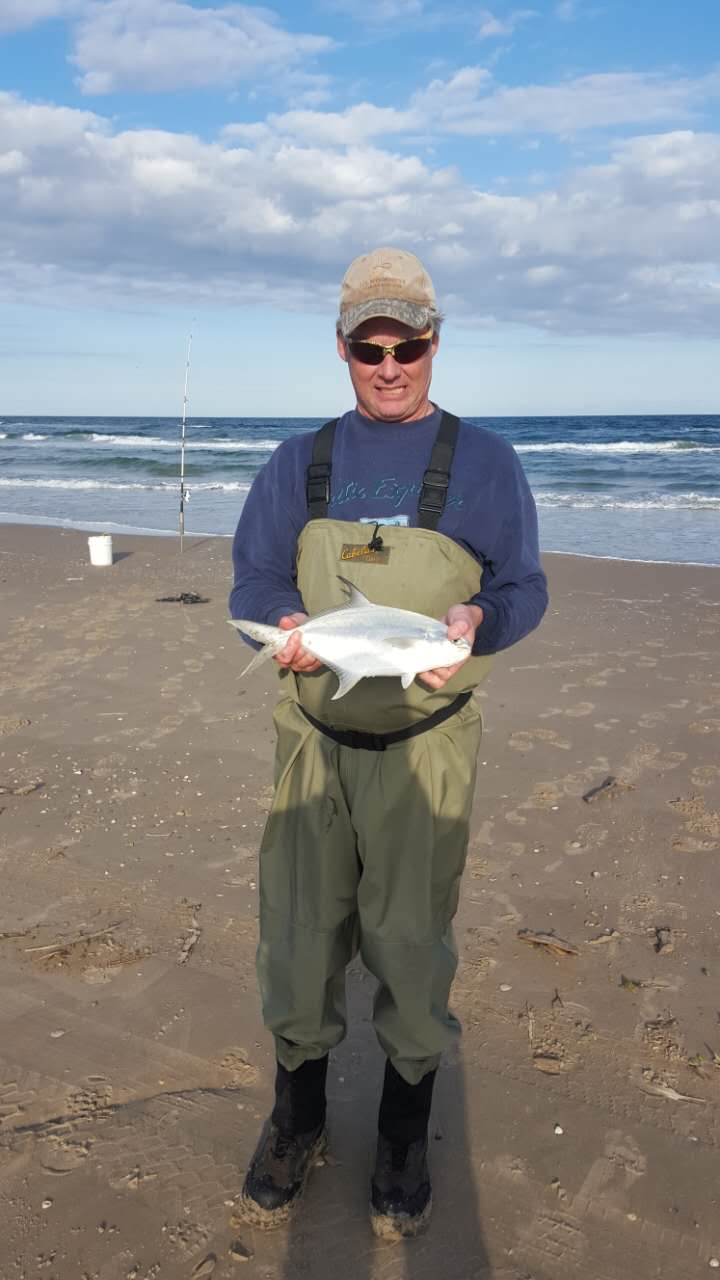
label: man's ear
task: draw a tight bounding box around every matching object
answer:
[431,330,440,358]
[336,330,349,363]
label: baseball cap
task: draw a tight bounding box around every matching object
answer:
[339,247,437,338]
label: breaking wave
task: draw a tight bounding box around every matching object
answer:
[0,478,251,493]
[535,490,720,511]
[517,440,719,454]
[88,434,278,451]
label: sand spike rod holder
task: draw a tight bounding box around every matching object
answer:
[178,329,193,552]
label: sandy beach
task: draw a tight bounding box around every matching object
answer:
[1,521,719,1280]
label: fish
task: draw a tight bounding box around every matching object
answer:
[228,575,471,700]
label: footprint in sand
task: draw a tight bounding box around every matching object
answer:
[39,1136,93,1172]
[668,794,720,839]
[0,716,31,736]
[505,809,528,826]
[508,728,571,752]
[619,742,686,783]
[638,711,666,729]
[564,824,609,856]
[577,665,627,690]
[219,1049,259,1086]
[539,702,595,720]
[574,1131,646,1212]
[689,719,720,735]
[691,764,720,787]
[468,820,495,849]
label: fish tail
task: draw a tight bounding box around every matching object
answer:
[227,619,287,676]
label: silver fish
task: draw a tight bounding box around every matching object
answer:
[228,576,471,700]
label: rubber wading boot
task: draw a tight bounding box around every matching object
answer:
[370,1061,436,1241]
[238,1056,329,1229]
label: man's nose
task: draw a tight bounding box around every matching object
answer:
[377,353,401,378]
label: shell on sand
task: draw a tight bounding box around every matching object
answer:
[517,929,580,956]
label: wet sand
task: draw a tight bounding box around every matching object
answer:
[1,522,719,1280]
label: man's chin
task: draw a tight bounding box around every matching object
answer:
[369,396,415,421]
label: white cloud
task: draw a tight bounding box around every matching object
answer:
[0,0,83,34]
[228,67,720,147]
[477,8,537,40]
[2,91,720,337]
[413,67,720,136]
[225,102,419,147]
[321,0,424,23]
[69,0,335,94]
[0,148,27,173]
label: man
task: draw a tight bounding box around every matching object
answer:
[229,247,548,1239]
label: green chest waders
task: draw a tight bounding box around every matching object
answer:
[256,410,488,1085]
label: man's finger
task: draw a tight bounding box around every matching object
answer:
[418,669,445,688]
[293,654,321,671]
[447,619,471,640]
[276,633,302,664]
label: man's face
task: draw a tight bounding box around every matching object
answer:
[337,317,439,423]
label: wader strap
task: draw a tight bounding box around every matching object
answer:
[306,419,338,519]
[417,411,460,531]
[299,690,472,752]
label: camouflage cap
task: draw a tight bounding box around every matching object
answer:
[339,247,437,337]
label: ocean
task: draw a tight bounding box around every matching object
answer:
[0,414,718,565]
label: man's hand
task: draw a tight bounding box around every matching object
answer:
[274,613,323,674]
[417,603,483,691]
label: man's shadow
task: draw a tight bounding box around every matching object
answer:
[255,778,492,1280]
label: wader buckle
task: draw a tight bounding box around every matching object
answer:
[306,463,331,508]
[418,467,450,516]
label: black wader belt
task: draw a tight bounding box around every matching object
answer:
[307,410,460,531]
[299,690,472,752]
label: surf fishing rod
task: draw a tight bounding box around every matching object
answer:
[178,328,192,553]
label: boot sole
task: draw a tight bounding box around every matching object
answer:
[369,1194,433,1241]
[235,1129,328,1231]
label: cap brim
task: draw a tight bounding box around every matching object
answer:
[340,299,431,338]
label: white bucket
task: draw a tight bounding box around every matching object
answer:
[88,534,113,567]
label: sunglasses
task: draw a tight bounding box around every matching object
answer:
[346,329,433,366]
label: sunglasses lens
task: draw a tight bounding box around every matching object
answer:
[347,336,432,365]
[394,338,431,364]
[348,342,384,365]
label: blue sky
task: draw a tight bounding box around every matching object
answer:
[1,0,719,416]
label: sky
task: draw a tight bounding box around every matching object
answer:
[1,0,719,417]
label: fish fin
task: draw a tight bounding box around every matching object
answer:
[228,619,286,677]
[336,575,373,608]
[239,646,278,678]
[382,636,417,649]
[330,668,363,701]
[400,672,416,689]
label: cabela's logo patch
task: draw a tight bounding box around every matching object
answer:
[340,543,391,565]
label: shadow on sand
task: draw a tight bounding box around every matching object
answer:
[245,731,493,1280]
[278,1001,492,1280]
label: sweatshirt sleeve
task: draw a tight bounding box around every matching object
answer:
[467,445,548,655]
[229,440,309,632]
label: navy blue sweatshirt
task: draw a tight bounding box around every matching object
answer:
[230,407,548,656]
